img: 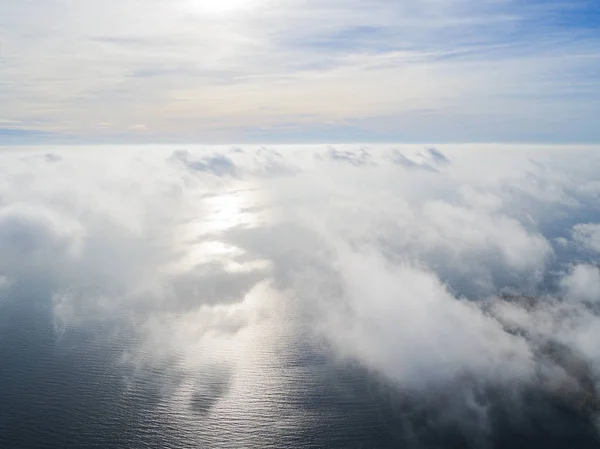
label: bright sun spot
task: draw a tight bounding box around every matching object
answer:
[194,0,257,15]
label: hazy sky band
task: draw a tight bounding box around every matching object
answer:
[1,0,599,143]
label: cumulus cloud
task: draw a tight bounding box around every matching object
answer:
[390,146,450,172]
[326,146,373,166]
[1,144,600,446]
[573,223,600,254]
[323,248,535,390]
[561,264,600,304]
[169,149,238,177]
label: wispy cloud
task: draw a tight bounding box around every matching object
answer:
[0,0,599,142]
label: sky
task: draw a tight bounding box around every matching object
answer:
[1,0,600,144]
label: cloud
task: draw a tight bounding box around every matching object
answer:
[391,149,438,172]
[1,1,599,142]
[427,146,450,164]
[326,146,373,166]
[573,223,600,254]
[128,124,148,131]
[1,144,600,445]
[0,204,84,275]
[561,264,600,304]
[323,247,535,390]
[169,149,238,176]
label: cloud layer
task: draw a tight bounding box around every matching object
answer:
[1,0,600,142]
[1,144,600,445]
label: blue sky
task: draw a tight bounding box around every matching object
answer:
[1,0,599,144]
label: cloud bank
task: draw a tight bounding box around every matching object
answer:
[1,144,600,446]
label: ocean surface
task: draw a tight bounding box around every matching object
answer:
[1,287,599,449]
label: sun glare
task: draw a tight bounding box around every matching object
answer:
[194,0,257,16]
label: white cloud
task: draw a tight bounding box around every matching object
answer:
[323,247,535,391]
[561,264,600,304]
[1,144,600,443]
[573,223,600,254]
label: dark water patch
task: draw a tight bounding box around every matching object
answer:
[1,290,600,448]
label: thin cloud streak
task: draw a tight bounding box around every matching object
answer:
[0,0,599,142]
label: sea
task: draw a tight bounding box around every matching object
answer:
[1,286,599,448]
